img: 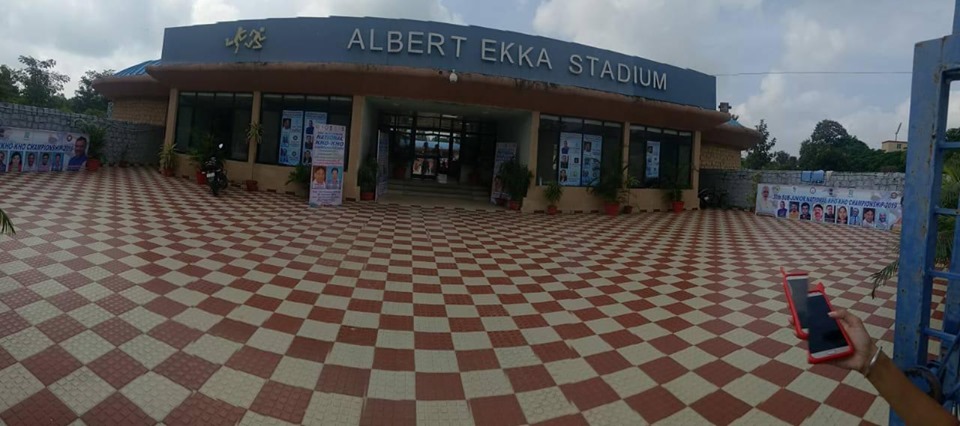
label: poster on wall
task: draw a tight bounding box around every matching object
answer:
[376,131,390,200]
[581,134,603,186]
[0,126,88,173]
[645,141,661,179]
[559,132,583,186]
[301,112,327,166]
[755,183,902,231]
[490,142,517,203]
[279,110,304,166]
[309,124,347,207]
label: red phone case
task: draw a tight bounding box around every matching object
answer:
[780,267,810,339]
[806,287,855,364]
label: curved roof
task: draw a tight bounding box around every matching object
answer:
[114,60,161,77]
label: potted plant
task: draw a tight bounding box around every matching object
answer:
[188,134,218,185]
[543,180,563,215]
[359,157,378,201]
[79,122,106,171]
[622,174,640,214]
[589,163,628,216]
[245,123,262,191]
[286,163,311,197]
[158,144,176,176]
[661,166,689,213]
[500,159,532,211]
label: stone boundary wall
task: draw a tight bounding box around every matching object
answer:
[700,169,906,209]
[0,102,164,165]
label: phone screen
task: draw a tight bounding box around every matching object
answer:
[786,276,809,329]
[807,294,848,355]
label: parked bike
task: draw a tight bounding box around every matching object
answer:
[202,143,228,196]
[698,187,726,209]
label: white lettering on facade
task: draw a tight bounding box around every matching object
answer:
[537,48,553,69]
[600,60,614,81]
[519,46,535,68]
[387,31,403,53]
[451,35,467,58]
[586,56,599,76]
[481,39,497,62]
[407,31,424,54]
[617,64,630,83]
[369,29,383,51]
[639,67,652,86]
[568,54,583,74]
[347,28,364,50]
[428,32,445,56]
[653,71,667,90]
[500,42,515,64]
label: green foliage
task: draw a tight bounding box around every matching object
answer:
[746,172,762,208]
[543,181,564,206]
[768,151,799,170]
[0,208,13,236]
[0,65,18,103]
[358,157,378,193]
[742,119,777,170]
[287,163,310,188]
[246,122,263,146]
[77,121,107,161]
[70,69,113,117]
[498,158,533,201]
[589,162,627,204]
[187,133,219,168]
[158,144,176,171]
[797,119,905,173]
[13,56,69,108]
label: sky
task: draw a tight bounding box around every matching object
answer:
[1,0,957,154]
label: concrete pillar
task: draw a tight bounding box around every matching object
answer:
[343,95,366,201]
[246,91,262,180]
[163,88,178,148]
[621,122,630,172]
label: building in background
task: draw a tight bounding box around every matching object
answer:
[882,140,908,153]
[94,17,760,211]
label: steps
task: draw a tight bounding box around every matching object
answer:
[386,179,491,201]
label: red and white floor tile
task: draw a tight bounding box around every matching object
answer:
[0,168,928,425]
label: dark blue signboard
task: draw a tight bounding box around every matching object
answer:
[161,17,716,109]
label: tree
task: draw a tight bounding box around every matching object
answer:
[0,65,18,103]
[71,69,113,116]
[798,119,874,171]
[769,150,799,170]
[14,56,69,108]
[742,119,776,169]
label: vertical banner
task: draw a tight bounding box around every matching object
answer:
[490,142,517,203]
[581,134,603,186]
[558,132,583,186]
[279,110,304,166]
[310,124,347,207]
[0,126,87,174]
[645,141,661,179]
[376,131,390,200]
[301,112,327,166]
[756,184,903,231]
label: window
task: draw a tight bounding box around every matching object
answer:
[174,92,253,161]
[257,95,353,168]
[536,115,622,186]
[628,125,692,188]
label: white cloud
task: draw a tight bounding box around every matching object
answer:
[0,0,460,95]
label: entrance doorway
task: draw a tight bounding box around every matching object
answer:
[380,113,497,186]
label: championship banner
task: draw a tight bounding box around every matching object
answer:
[309,124,347,207]
[376,131,390,200]
[756,183,902,231]
[0,126,89,173]
[279,110,304,166]
[559,132,582,186]
[582,134,602,186]
[301,112,327,166]
[490,142,517,203]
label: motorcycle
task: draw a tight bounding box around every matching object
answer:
[698,187,726,209]
[202,143,228,196]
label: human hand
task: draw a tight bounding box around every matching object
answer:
[826,309,876,375]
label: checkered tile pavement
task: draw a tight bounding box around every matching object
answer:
[0,167,934,425]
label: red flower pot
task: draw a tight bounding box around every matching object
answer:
[671,201,685,213]
[603,202,620,217]
[546,205,558,215]
[244,180,258,192]
[508,200,521,211]
[196,170,207,185]
[86,159,101,172]
[360,192,375,201]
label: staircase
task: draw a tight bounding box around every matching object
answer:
[386,179,490,202]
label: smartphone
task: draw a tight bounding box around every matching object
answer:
[806,292,855,363]
[781,271,811,339]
